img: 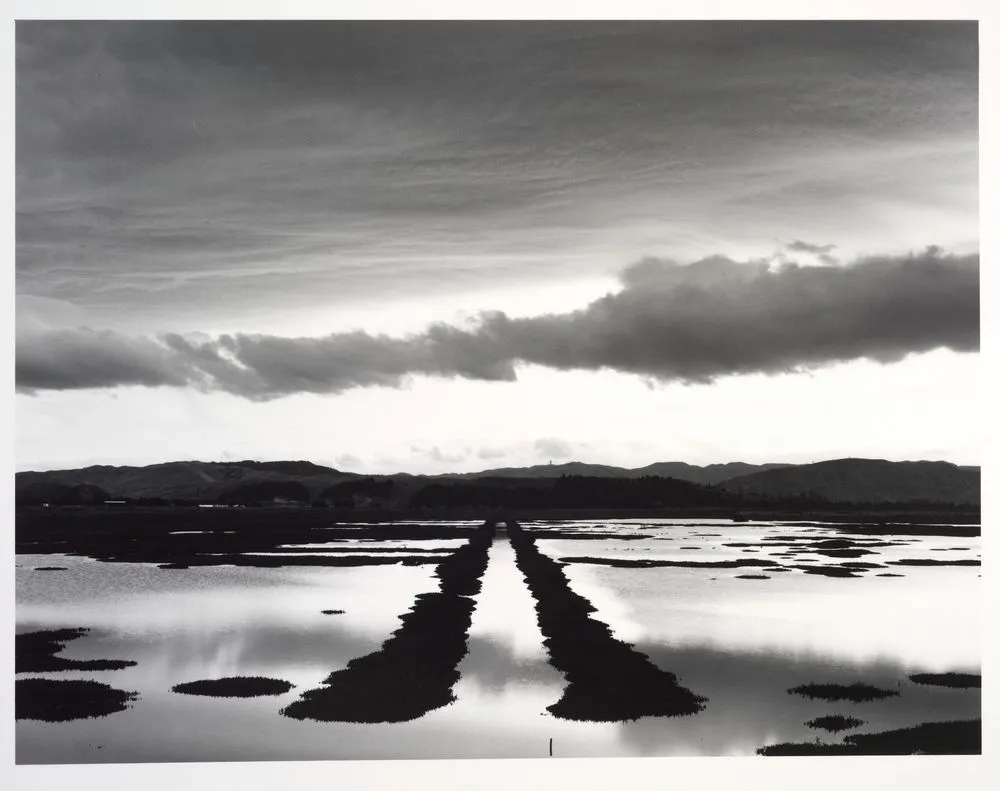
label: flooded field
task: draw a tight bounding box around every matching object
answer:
[15,517,981,763]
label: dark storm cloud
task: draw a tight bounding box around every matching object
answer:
[784,240,837,255]
[15,328,198,393]
[15,21,979,329]
[16,249,979,399]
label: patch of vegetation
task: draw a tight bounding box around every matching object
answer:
[559,556,777,569]
[527,532,647,541]
[510,522,705,721]
[813,549,875,558]
[16,508,482,567]
[888,558,980,567]
[156,554,440,569]
[734,574,770,579]
[16,678,138,722]
[172,676,295,697]
[320,609,345,615]
[16,628,136,673]
[805,715,866,732]
[792,565,862,578]
[908,672,980,689]
[34,566,68,571]
[758,719,980,755]
[788,682,899,702]
[281,523,494,723]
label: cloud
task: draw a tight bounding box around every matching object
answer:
[477,447,508,460]
[784,239,837,255]
[534,438,578,460]
[15,327,198,393]
[15,22,978,334]
[425,446,468,465]
[334,453,364,471]
[15,248,979,399]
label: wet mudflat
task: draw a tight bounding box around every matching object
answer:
[15,515,980,762]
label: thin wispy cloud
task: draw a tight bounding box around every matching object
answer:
[16,21,978,334]
[16,249,979,400]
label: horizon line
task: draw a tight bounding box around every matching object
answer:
[15,454,981,477]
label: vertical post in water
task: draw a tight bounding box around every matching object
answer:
[549,738,553,757]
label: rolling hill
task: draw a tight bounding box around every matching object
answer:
[15,460,356,505]
[449,460,792,483]
[718,458,980,505]
[15,457,980,508]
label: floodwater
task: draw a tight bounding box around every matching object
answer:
[15,519,981,763]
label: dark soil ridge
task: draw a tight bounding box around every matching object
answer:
[805,715,866,732]
[172,676,295,697]
[154,554,441,569]
[281,523,495,723]
[510,523,706,721]
[527,532,648,541]
[239,546,456,554]
[788,682,899,702]
[758,719,981,755]
[558,556,778,569]
[792,565,863,578]
[835,523,979,537]
[16,628,137,673]
[759,537,906,548]
[16,678,138,722]
[908,672,981,688]
[16,508,481,567]
[888,558,980,567]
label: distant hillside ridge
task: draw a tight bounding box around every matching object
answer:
[718,458,980,505]
[448,460,793,483]
[15,460,356,505]
[15,457,980,508]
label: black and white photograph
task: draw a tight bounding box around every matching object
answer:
[7,4,988,778]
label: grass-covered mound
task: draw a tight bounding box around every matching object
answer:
[788,682,898,702]
[172,676,295,697]
[805,715,866,732]
[281,523,494,723]
[16,678,138,722]
[908,672,980,688]
[758,719,980,755]
[16,628,136,673]
[510,522,705,721]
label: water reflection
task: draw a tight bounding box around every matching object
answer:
[617,642,980,756]
[15,519,980,763]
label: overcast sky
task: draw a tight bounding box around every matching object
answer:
[14,20,980,473]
